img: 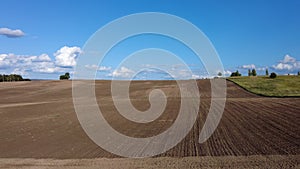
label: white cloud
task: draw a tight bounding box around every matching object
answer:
[85,64,111,71]
[273,63,293,70]
[54,46,81,67]
[99,66,111,71]
[257,67,267,71]
[37,54,51,62]
[0,53,58,74]
[240,64,256,69]
[111,67,135,78]
[189,74,215,79]
[282,54,296,63]
[214,70,232,76]
[0,28,25,38]
[0,46,81,75]
[177,69,191,77]
[31,61,57,73]
[0,54,11,68]
[191,74,200,79]
[223,70,232,76]
[273,54,300,71]
[0,53,54,69]
[128,64,214,80]
[11,68,28,76]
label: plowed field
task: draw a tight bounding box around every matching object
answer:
[0,80,299,168]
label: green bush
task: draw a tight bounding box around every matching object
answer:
[59,72,70,80]
[230,70,241,77]
[270,72,277,78]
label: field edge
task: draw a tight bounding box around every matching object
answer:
[226,77,300,98]
[0,155,299,169]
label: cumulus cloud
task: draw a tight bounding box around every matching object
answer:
[0,28,25,38]
[191,74,200,79]
[137,66,214,80]
[273,54,300,71]
[273,63,293,70]
[0,53,58,73]
[214,70,232,77]
[0,46,81,76]
[54,46,81,67]
[257,67,267,71]
[282,55,296,63]
[223,70,232,76]
[240,64,256,69]
[118,64,218,80]
[0,54,12,68]
[31,61,57,73]
[11,68,28,76]
[38,54,51,62]
[0,53,52,65]
[85,64,111,71]
[111,67,135,78]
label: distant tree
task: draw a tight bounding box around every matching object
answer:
[270,72,277,78]
[59,72,70,80]
[252,69,257,76]
[230,70,241,77]
[65,72,70,79]
[248,69,252,76]
[60,75,67,80]
[266,69,269,76]
[9,74,23,81]
[231,71,236,77]
[298,71,300,76]
[218,72,222,77]
[0,74,27,82]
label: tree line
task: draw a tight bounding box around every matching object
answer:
[230,68,280,78]
[0,74,30,82]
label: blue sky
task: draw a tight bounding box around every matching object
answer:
[0,0,299,79]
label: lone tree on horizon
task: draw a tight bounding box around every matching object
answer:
[248,69,252,76]
[252,69,257,76]
[59,72,70,80]
[266,69,269,76]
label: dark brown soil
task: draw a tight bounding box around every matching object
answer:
[0,80,299,159]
